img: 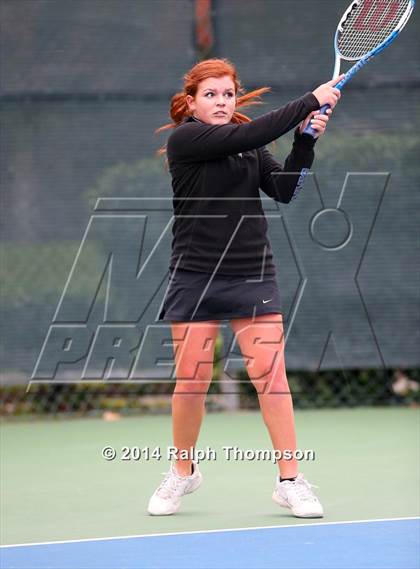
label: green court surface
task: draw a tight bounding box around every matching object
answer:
[1,407,419,546]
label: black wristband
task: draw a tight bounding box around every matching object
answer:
[294,127,317,149]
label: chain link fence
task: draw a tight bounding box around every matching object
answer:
[1,0,419,417]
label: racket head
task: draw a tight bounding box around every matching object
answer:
[334,0,415,61]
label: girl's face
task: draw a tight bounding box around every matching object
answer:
[186,75,236,125]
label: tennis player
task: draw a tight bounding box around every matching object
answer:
[148,58,342,518]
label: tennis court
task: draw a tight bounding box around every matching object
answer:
[1,408,419,568]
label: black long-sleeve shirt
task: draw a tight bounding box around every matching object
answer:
[166,91,320,276]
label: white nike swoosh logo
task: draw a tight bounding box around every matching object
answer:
[262,299,272,304]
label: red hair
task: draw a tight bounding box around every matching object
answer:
[156,58,271,155]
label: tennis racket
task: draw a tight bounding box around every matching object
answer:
[304,0,415,137]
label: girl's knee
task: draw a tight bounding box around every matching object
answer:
[174,362,212,395]
[248,367,289,394]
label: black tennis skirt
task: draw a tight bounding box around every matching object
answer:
[158,268,282,322]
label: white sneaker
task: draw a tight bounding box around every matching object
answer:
[147,462,203,516]
[272,473,324,518]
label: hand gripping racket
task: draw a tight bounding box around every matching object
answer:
[304,0,415,137]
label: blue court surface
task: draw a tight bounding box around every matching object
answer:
[1,517,418,569]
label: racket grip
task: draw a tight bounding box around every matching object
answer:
[303,104,331,138]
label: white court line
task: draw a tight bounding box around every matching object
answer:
[1,516,418,549]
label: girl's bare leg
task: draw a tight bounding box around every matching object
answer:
[230,313,297,478]
[171,320,220,476]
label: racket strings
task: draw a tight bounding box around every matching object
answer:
[337,0,410,59]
